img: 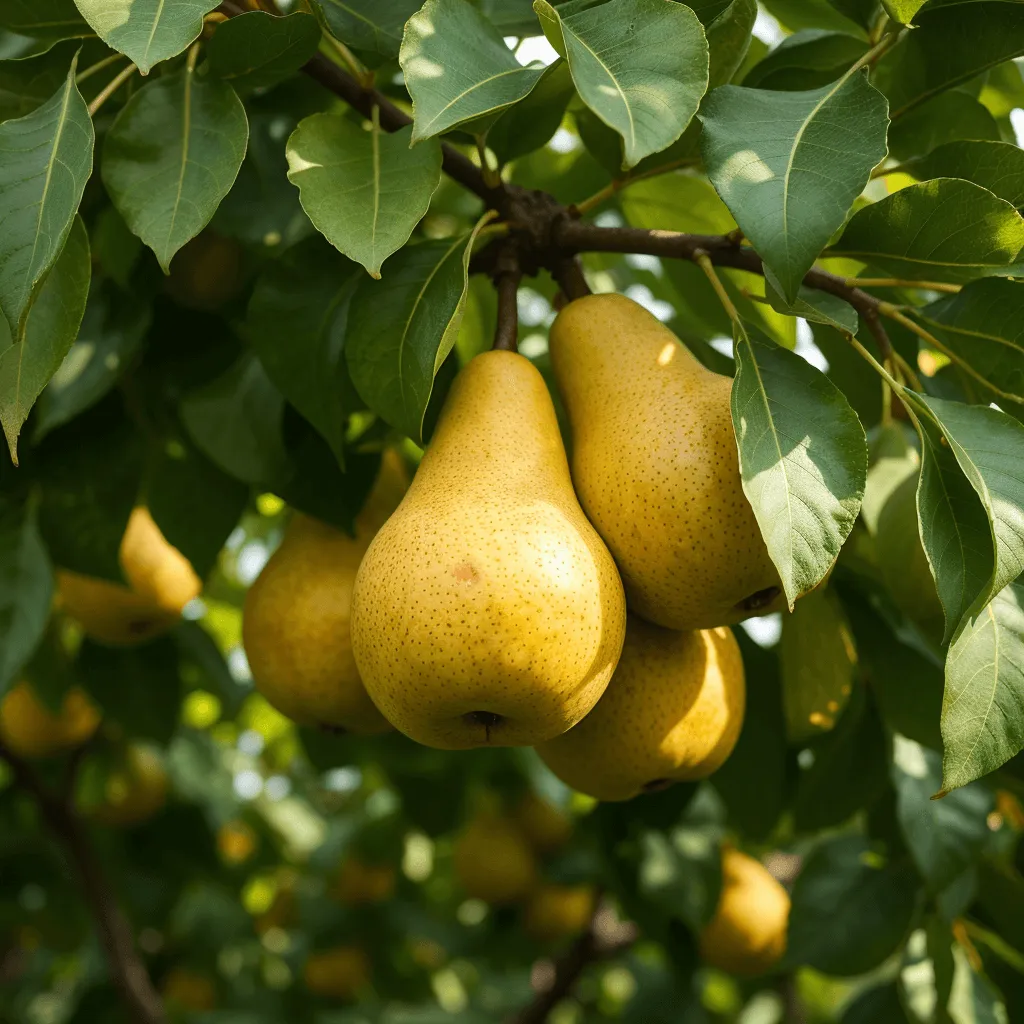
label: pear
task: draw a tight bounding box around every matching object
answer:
[453,810,538,904]
[350,350,626,750]
[699,847,790,976]
[91,743,169,827]
[523,884,596,942]
[303,947,371,1000]
[549,293,782,631]
[0,682,100,758]
[58,507,201,646]
[243,451,408,734]
[536,617,745,801]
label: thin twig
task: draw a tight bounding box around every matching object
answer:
[694,250,740,323]
[323,34,371,86]
[849,277,961,294]
[492,248,522,352]
[572,156,702,216]
[86,62,138,117]
[0,743,167,1024]
[75,53,127,86]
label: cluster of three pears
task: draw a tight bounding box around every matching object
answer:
[351,295,779,795]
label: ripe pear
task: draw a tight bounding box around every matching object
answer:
[549,293,782,630]
[303,947,371,1000]
[699,847,790,976]
[330,857,396,905]
[91,744,169,826]
[57,507,201,646]
[243,451,408,733]
[453,811,538,904]
[0,683,100,758]
[523,884,596,942]
[536,617,745,801]
[350,350,626,749]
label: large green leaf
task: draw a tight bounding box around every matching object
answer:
[730,322,867,605]
[912,140,1024,210]
[316,0,422,58]
[881,2,1024,119]
[785,834,918,976]
[781,586,858,743]
[102,66,248,273]
[0,58,92,339]
[915,412,994,645]
[0,500,53,699]
[942,580,1024,792]
[72,0,220,74]
[401,0,546,144]
[918,278,1024,404]
[536,0,709,169]
[486,60,575,164]
[705,0,757,91]
[742,30,868,92]
[0,217,90,463]
[0,0,89,41]
[832,179,1024,283]
[701,68,888,302]
[205,11,321,93]
[888,92,1001,165]
[345,234,477,444]
[286,116,442,279]
[246,235,361,466]
[891,735,993,890]
[881,0,926,24]
[0,38,83,122]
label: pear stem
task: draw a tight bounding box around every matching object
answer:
[492,249,522,352]
[552,257,591,304]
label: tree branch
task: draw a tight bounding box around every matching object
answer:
[0,744,167,1024]
[508,902,637,1024]
[492,246,522,352]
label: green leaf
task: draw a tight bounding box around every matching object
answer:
[915,413,994,646]
[316,0,422,58]
[914,394,1024,627]
[147,435,248,580]
[764,275,859,334]
[731,322,867,605]
[888,92,1001,165]
[841,983,912,1024]
[0,0,89,41]
[781,586,858,742]
[71,0,220,74]
[761,0,869,34]
[246,234,362,465]
[948,946,1010,1024]
[0,216,90,463]
[401,0,546,144]
[33,283,149,443]
[345,230,481,444]
[205,11,321,93]
[881,0,926,24]
[918,279,1024,405]
[180,354,289,487]
[102,66,248,274]
[637,823,722,932]
[705,0,757,91]
[286,116,442,279]
[912,141,1024,211]
[832,179,1024,284]
[743,29,868,92]
[942,580,1024,793]
[487,60,575,165]
[785,834,918,976]
[0,38,83,122]
[701,69,888,302]
[881,2,1024,119]
[0,57,93,339]
[536,0,709,169]
[891,735,993,890]
[0,500,54,699]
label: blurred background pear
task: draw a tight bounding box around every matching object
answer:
[0,683,100,758]
[453,808,538,905]
[523,884,596,942]
[91,743,169,827]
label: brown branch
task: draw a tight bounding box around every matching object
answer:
[0,743,166,1024]
[492,247,522,352]
[551,256,592,305]
[508,902,637,1024]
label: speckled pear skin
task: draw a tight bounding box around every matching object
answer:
[536,617,745,801]
[350,350,626,750]
[550,293,783,630]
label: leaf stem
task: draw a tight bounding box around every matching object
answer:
[324,33,372,87]
[476,136,502,189]
[694,250,741,324]
[86,62,139,117]
[572,156,701,216]
[851,277,961,294]
[75,52,127,86]
[846,332,906,394]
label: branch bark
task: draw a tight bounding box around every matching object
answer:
[0,744,167,1024]
[492,247,522,352]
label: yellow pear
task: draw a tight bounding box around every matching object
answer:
[537,617,745,801]
[549,293,782,630]
[243,451,408,733]
[330,857,396,905]
[57,507,201,646]
[453,811,538,905]
[351,350,626,749]
[161,968,217,1012]
[699,848,790,976]
[92,744,169,826]
[303,947,371,1000]
[514,791,573,854]
[0,683,100,758]
[523,884,596,941]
